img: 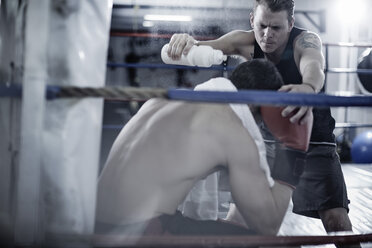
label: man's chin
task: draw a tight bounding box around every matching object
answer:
[261,45,276,53]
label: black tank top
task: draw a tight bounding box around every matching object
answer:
[254,27,335,143]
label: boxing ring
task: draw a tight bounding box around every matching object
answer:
[1,84,372,247]
[1,2,372,247]
[2,71,372,246]
[2,45,372,248]
[99,37,372,247]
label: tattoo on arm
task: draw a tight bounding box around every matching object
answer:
[298,33,321,50]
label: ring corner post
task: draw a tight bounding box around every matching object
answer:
[14,0,50,246]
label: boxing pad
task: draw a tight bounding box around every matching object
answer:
[260,106,313,152]
[260,106,313,188]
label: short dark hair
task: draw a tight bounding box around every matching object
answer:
[229,59,283,91]
[254,0,295,22]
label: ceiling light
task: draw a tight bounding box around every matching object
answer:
[142,21,154,27]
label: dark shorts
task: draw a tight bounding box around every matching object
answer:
[96,211,255,236]
[291,144,350,218]
[259,121,350,219]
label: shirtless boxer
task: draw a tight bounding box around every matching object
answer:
[95,59,311,236]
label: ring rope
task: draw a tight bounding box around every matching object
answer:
[0,84,22,98]
[107,62,372,75]
[2,84,372,107]
[107,62,232,71]
[326,68,372,74]
[167,89,372,107]
[49,85,168,101]
[50,86,372,107]
[324,42,372,48]
[91,233,372,247]
[335,123,372,128]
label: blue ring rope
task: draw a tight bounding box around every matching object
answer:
[168,89,372,107]
[1,84,372,107]
[107,62,234,71]
[0,84,22,98]
[107,62,372,75]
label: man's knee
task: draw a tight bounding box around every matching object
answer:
[318,208,352,232]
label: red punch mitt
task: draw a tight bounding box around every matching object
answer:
[260,106,313,152]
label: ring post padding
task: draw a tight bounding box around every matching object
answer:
[14,0,50,245]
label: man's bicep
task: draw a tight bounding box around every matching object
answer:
[295,32,325,71]
[294,32,325,92]
[298,48,325,92]
[296,31,322,51]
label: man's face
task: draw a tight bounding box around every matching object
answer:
[250,4,294,54]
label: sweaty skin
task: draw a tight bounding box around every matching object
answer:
[96,99,292,235]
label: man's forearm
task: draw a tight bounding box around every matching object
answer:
[268,181,293,233]
[301,61,325,93]
[225,203,248,227]
[232,181,292,235]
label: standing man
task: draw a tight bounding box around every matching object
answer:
[167,0,354,235]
